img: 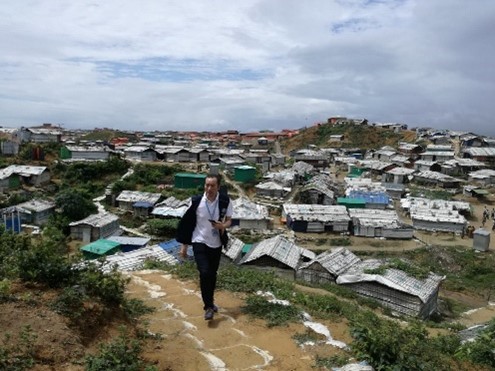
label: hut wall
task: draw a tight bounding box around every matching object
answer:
[307,221,324,233]
[333,221,350,232]
[382,228,414,239]
[412,219,465,233]
[238,219,269,230]
[342,281,424,317]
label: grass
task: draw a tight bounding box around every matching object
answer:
[242,295,300,327]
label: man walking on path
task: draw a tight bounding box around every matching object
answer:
[177,174,233,320]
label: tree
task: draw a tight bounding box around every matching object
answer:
[55,188,98,221]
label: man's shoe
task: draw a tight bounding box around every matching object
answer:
[212,305,218,313]
[204,308,214,321]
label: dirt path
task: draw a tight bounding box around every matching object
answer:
[126,270,350,371]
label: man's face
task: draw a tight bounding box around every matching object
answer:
[205,177,219,199]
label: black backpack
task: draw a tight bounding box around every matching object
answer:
[176,193,230,247]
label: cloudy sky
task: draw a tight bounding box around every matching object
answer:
[1,0,494,135]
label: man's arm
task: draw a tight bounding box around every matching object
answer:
[180,244,188,258]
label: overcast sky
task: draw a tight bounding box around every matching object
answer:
[1,1,494,135]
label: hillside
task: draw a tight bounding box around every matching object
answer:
[281,123,417,154]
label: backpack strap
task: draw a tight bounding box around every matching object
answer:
[218,193,230,220]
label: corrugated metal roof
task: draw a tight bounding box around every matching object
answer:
[469,169,495,178]
[69,212,119,227]
[255,181,291,191]
[232,197,270,220]
[398,142,421,151]
[16,199,55,212]
[116,190,161,204]
[239,235,305,270]
[336,259,444,303]
[301,174,335,198]
[299,247,361,276]
[292,161,314,174]
[386,167,416,176]
[106,236,150,246]
[65,145,109,152]
[414,170,462,182]
[348,209,402,228]
[263,170,295,186]
[283,204,350,223]
[152,196,189,217]
[124,146,154,153]
[443,158,486,167]
[400,197,471,213]
[99,244,178,273]
[0,165,47,179]
[224,235,245,260]
[463,147,495,157]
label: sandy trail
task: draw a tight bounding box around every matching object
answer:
[126,270,346,370]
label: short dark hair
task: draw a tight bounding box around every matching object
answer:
[206,173,222,186]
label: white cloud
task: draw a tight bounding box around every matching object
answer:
[0,0,494,135]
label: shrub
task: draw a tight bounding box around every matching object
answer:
[242,295,300,327]
[146,218,179,237]
[350,313,463,370]
[85,327,156,371]
[0,325,37,371]
[455,318,495,368]
[17,243,75,288]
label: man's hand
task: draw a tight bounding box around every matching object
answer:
[179,245,188,259]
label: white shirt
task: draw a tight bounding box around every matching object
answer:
[191,193,233,248]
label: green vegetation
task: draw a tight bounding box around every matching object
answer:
[350,313,464,370]
[456,318,495,368]
[329,237,352,246]
[404,246,495,295]
[54,157,129,198]
[55,188,98,222]
[409,186,453,200]
[364,258,430,280]
[0,325,37,371]
[0,226,155,368]
[85,327,157,371]
[145,218,179,238]
[242,295,300,327]
[154,257,495,370]
[315,123,406,149]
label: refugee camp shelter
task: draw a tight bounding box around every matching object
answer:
[80,239,121,260]
[255,181,291,198]
[348,208,414,239]
[234,165,256,183]
[283,204,350,233]
[296,247,361,285]
[223,235,247,262]
[106,236,150,252]
[16,198,56,226]
[239,235,313,275]
[116,190,162,212]
[336,259,444,318]
[151,196,190,218]
[231,197,271,229]
[400,197,470,233]
[174,172,207,189]
[97,244,178,273]
[69,212,121,243]
[298,174,336,205]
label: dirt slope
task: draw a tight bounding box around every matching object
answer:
[127,271,350,370]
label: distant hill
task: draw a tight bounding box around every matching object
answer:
[281,123,417,153]
[80,129,138,142]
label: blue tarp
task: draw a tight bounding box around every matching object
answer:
[348,191,390,205]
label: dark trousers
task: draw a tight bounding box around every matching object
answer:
[192,243,222,310]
